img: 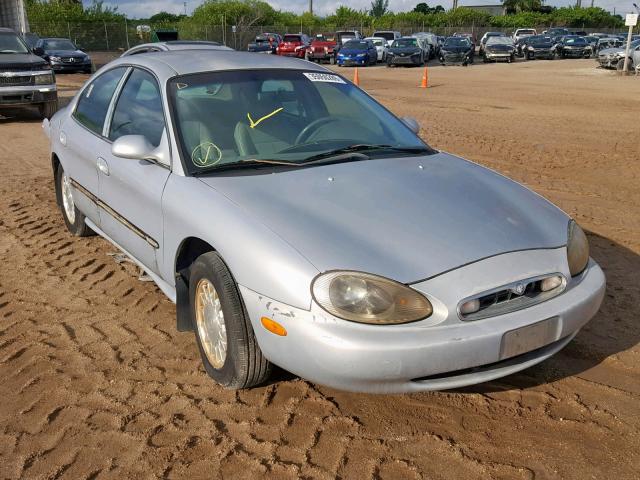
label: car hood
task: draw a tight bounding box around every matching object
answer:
[0,52,48,66]
[340,48,368,54]
[45,49,86,57]
[599,47,624,55]
[198,153,569,283]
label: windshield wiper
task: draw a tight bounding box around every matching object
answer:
[193,158,301,175]
[301,144,430,164]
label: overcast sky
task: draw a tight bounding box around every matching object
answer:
[100,0,637,20]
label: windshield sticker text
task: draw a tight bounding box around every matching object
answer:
[303,72,346,84]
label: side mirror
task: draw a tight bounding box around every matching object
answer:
[401,117,420,135]
[112,134,169,165]
[33,47,44,56]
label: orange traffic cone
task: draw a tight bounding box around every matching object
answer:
[419,66,428,88]
[353,67,360,86]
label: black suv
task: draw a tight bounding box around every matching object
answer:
[0,28,58,118]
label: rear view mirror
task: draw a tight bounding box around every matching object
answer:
[401,117,420,134]
[33,47,44,56]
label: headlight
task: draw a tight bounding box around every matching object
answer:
[34,73,54,85]
[528,46,534,50]
[312,271,433,324]
[49,56,61,62]
[567,220,589,277]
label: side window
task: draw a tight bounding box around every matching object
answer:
[74,67,127,135]
[109,68,165,147]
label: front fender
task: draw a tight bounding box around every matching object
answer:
[161,175,319,310]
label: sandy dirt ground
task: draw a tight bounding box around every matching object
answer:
[0,59,638,480]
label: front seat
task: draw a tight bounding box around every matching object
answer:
[234,93,299,157]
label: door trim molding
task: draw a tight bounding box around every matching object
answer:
[70,178,160,249]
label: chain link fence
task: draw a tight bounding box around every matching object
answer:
[30,21,626,53]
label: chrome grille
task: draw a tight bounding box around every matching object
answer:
[458,273,566,321]
[0,75,33,86]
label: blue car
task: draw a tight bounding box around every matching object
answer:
[336,39,378,66]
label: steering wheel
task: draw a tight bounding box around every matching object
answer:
[295,117,345,145]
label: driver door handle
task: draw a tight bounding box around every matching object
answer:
[97,157,109,176]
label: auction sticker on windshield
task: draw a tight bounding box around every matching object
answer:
[303,72,346,84]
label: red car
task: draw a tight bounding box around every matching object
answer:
[276,33,311,58]
[305,34,338,64]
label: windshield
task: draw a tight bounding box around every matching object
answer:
[374,32,396,41]
[0,33,30,54]
[368,38,384,46]
[486,37,513,46]
[43,39,77,50]
[444,37,470,48]
[392,39,418,48]
[528,35,552,43]
[169,70,429,174]
[565,37,586,45]
[517,30,536,35]
[282,35,301,43]
[343,41,368,49]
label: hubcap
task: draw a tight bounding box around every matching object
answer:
[61,173,75,224]
[195,278,227,369]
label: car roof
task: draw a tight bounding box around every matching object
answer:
[42,37,72,41]
[122,42,232,56]
[106,50,328,78]
[0,28,17,33]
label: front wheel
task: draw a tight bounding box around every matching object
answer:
[329,55,335,65]
[190,252,272,389]
[39,99,58,119]
[55,164,93,237]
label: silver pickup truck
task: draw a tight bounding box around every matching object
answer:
[0,27,57,118]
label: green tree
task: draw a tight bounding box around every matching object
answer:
[413,3,445,14]
[370,0,389,18]
[149,11,186,24]
[502,0,542,14]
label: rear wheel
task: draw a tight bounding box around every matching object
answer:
[190,252,272,389]
[39,99,58,119]
[55,164,93,237]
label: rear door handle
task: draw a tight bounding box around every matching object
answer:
[97,157,109,176]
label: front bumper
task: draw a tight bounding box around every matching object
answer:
[337,56,367,66]
[440,53,470,64]
[241,248,605,393]
[597,55,619,68]
[50,61,92,71]
[388,55,422,65]
[278,51,305,58]
[528,49,554,59]
[561,49,588,57]
[484,51,513,61]
[0,85,57,106]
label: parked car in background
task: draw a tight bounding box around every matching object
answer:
[413,36,432,61]
[43,50,605,393]
[597,39,640,70]
[0,28,58,119]
[364,36,388,62]
[514,36,529,57]
[372,30,401,47]
[544,28,570,42]
[522,35,556,60]
[306,34,337,64]
[482,36,515,63]
[387,37,426,67]
[583,36,599,55]
[276,33,310,58]
[22,32,40,49]
[439,36,474,66]
[555,36,592,59]
[513,28,537,43]
[412,32,439,58]
[453,32,476,53]
[335,30,362,49]
[35,37,92,73]
[597,37,623,52]
[247,33,281,54]
[479,31,506,56]
[336,39,378,66]
[123,41,231,57]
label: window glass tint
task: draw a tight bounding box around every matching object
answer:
[109,68,165,147]
[74,67,126,135]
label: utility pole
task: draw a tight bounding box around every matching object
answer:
[452,0,458,9]
[309,0,313,15]
[184,2,187,15]
[576,0,582,8]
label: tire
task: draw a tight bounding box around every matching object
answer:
[55,164,94,237]
[189,251,272,389]
[616,58,633,72]
[39,99,58,119]
[329,55,335,65]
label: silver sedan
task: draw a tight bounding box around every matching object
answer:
[43,51,605,393]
